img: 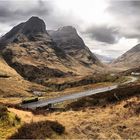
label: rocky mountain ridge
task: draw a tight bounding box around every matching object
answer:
[0,16,101,86]
[48,26,100,66]
[112,44,140,69]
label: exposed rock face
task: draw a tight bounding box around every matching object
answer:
[22,16,46,35]
[48,26,100,66]
[0,17,101,86]
[0,17,51,46]
[112,44,140,69]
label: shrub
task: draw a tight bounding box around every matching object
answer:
[9,120,65,139]
[15,114,21,122]
[51,121,65,134]
[0,105,8,118]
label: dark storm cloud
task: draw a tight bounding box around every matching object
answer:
[0,0,139,48]
[0,1,11,18]
[84,25,120,44]
[0,0,51,24]
[109,0,140,15]
[0,0,80,30]
[108,0,140,40]
[108,1,139,15]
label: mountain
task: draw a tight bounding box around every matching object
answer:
[0,17,101,86]
[94,53,114,63]
[48,26,100,66]
[112,44,140,69]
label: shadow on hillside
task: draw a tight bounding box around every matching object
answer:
[9,120,65,139]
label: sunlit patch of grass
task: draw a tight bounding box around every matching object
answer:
[0,105,21,139]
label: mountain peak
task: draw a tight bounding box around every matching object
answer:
[128,43,140,53]
[22,16,46,35]
[0,17,48,45]
[57,26,77,34]
[112,43,140,68]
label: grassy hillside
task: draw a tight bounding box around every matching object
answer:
[50,95,139,139]
[0,105,65,139]
[0,105,21,139]
[0,56,45,97]
[7,95,139,139]
[5,83,140,139]
[9,120,65,139]
[66,83,140,110]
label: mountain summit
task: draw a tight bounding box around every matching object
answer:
[22,16,46,35]
[0,16,49,45]
[48,26,100,65]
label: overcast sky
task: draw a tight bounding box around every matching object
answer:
[0,0,139,58]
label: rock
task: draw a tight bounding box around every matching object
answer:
[48,26,100,66]
[22,16,46,35]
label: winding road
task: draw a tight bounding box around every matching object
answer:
[122,76,138,85]
[21,76,138,109]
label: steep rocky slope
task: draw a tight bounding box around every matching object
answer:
[48,26,100,66]
[0,56,44,97]
[0,17,101,86]
[112,44,140,69]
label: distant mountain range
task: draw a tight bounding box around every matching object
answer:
[94,53,114,63]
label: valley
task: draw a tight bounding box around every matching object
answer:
[0,16,140,139]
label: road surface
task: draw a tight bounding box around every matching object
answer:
[122,76,138,85]
[21,76,137,109]
[21,85,117,109]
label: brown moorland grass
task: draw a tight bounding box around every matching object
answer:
[45,95,140,139]
[0,56,46,98]
[8,83,140,139]
[9,120,65,139]
[0,105,21,139]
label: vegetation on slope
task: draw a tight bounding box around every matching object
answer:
[45,73,119,92]
[6,82,139,139]
[0,105,21,139]
[44,92,140,139]
[0,104,65,139]
[66,83,140,110]
[10,120,65,139]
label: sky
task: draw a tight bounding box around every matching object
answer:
[0,0,140,58]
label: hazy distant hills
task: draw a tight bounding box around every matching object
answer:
[94,53,114,63]
[112,44,140,69]
[0,16,101,86]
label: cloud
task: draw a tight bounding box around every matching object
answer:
[107,0,140,40]
[83,25,120,44]
[0,0,140,58]
[108,1,140,16]
[0,0,51,24]
[0,0,81,31]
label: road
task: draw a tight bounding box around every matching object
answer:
[122,76,138,85]
[21,76,138,109]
